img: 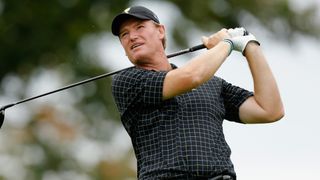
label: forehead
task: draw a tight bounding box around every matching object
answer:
[119,18,152,31]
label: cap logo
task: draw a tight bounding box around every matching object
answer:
[124,8,130,14]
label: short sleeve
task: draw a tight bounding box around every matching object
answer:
[222,79,253,123]
[112,67,167,115]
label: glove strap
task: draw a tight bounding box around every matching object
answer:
[223,39,234,56]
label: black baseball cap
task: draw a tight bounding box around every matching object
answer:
[111,6,160,36]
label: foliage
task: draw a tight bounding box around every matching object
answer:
[170,0,320,45]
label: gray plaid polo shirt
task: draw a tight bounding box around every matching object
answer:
[111,64,253,179]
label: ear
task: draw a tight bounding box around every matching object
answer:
[157,24,165,40]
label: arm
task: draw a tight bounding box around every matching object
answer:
[239,43,285,123]
[162,29,231,100]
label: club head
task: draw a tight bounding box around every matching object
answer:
[0,110,4,129]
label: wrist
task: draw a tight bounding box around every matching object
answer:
[222,39,233,56]
[243,41,260,56]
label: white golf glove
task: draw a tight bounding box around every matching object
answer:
[227,27,248,37]
[225,27,260,55]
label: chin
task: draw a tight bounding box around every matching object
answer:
[129,54,148,64]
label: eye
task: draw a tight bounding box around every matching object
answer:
[137,25,144,30]
[120,31,128,39]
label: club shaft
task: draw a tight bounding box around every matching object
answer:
[167,44,205,58]
[0,44,206,111]
[13,67,132,107]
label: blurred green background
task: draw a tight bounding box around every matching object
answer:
[0,0,319,179]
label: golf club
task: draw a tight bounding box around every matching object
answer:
[0,44,206,128]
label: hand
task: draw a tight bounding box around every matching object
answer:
[201,28,231,49]
[227,27,248,38]
[225,27,260,55]
[230,33,260,55]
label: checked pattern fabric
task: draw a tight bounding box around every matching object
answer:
[111,64,253,179]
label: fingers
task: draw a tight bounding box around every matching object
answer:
[202,28,230,49]
[227,27,247,38]
[201,27,261,57]
[201,36,209,47]
[202,27,253,51]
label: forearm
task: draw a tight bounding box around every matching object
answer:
[244,43,284,120]
[163,41,231,100]
[183,41,230,85]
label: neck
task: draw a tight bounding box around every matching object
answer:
[135,51,172,71]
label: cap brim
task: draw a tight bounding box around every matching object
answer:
[111,13,151,36]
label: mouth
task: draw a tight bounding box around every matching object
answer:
[131,43,143,50]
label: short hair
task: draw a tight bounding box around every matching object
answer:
[153,22,167,49]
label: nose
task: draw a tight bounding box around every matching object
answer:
[128,31,139,41]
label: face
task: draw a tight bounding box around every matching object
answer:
[119,18,165,65]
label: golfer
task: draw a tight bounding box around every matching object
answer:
[111,6,284,180]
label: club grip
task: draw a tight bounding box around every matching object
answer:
[189,44,206,52]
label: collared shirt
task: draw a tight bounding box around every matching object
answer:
[111,65,253,179]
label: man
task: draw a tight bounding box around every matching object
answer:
[111,6,284,180]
